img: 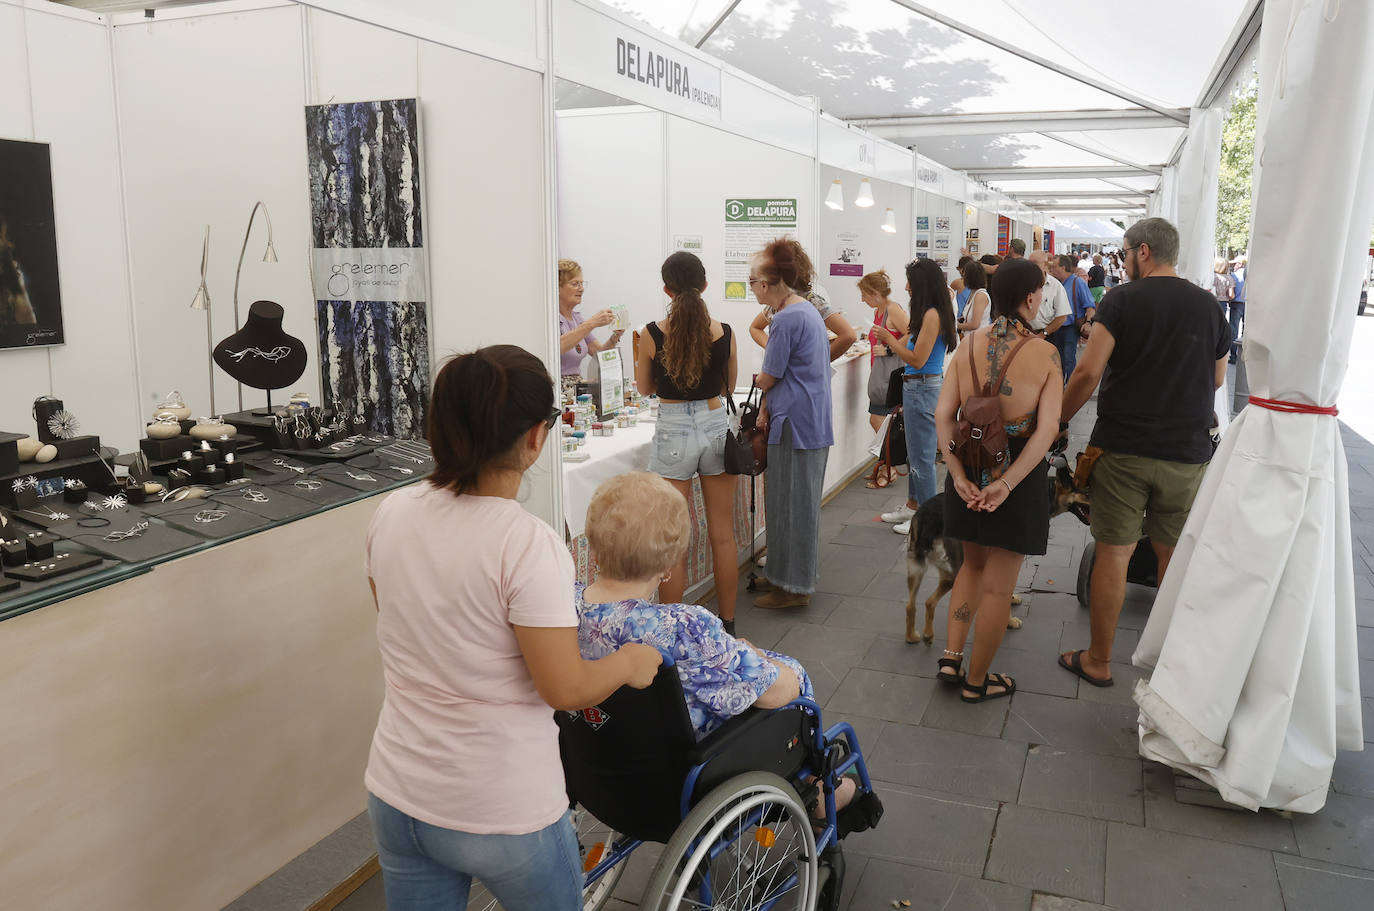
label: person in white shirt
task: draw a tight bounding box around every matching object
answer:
[1029,251,1072,336]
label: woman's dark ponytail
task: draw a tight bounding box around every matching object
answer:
[427,345,554,495]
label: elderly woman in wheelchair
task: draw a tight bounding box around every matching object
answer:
[551,472,884,910]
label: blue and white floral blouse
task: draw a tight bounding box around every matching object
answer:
[575,584,815,740]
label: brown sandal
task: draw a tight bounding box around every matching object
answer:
[865,464,893,489]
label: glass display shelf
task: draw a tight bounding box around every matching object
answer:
[0,443,431,624]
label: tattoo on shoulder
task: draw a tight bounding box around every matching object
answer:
[953,602,971,622]
[1048,347,1062,370]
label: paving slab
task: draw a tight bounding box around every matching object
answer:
[1002,692,1140,759]
[865,722,1026,801]
[920,684,1008,738]
[1331,745,1374,799]
[1272,854,1374,911]
[842,783,998,877]
[1030,896,1117,911]
[1104,822,1284,911]
[826,667,938,725]
[1140,762,1298,852]
[845,858,1031,911]
[1290,790,1374,870]
[1073,661,1145,706]
[985,804,1107,903]
[1019,746,1144,826]
[826,593,918,636]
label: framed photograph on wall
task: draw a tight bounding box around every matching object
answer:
[969,241,979,253]
[915,216,929,231]
[935,216,951,233]
[968,228,980,239]
[0,139,64,349]
[915,235,930,251]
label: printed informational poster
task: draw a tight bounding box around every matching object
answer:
[830,230,863,277]
[673,234,703,252]
[915,215,930,231]
[935,216,951,233]
[595,348,624,418]
[724,197,797,301]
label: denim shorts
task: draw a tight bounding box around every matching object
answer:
[648,399,728,480]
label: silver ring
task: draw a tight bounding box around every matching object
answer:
[193,509,228,524]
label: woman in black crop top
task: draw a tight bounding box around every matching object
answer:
[635,252,740,633]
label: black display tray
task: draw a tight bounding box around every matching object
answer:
[211,484,318,522]
[159,501,269,539]
[68,522,205,563]
[4,550,102,582]
[270,439,387,461]
[311,462,391,493]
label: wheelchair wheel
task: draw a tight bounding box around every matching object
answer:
[639,771,819,911]
[1076,541,1095,608]
[465,807,626,911]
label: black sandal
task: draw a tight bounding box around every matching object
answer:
[937,649,964,686]
[962,672,1016,703]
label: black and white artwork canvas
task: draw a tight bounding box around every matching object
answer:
[0,139,63,349]
[305,99,430,438]
[317,300,430,439]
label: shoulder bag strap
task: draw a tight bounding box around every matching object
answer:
[719,324,736,413]
[966,333,989,395]
[988,334,1033,395]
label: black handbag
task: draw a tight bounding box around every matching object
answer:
[724,379,767,476]
[886,411,907,465]
[885,368,904,410]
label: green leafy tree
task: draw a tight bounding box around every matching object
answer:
[1216,80,1257,256]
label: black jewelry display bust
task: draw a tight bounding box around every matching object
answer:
[213,301,307,410]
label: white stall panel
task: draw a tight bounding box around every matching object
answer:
[665,117,815,379]
[719,71,814,158]
[115,6,315,422]
[818,165,912,332]
[306,7,420,102]
[0,3,51,437]
[27,10,143,450]
[555,108,665,360]
[299,0,541,71]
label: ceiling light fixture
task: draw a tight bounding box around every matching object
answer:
[855,178,875,208]
[881,208,896,233]
[825,179,844,210]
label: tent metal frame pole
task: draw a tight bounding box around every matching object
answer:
[693,0,744,48]
[885,0,1189,124]
[850,108,1185,134]
[970,166,1153,180]
[1037,132,1163,175]
[1008,190,1149,199]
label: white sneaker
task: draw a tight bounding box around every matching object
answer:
[894,520,911,535]
[881,506,915,524]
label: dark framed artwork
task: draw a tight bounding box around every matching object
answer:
[0,138,63,349]
[305,99,430,438]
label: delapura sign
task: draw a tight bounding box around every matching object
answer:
[725,198,797,223]
[556,0,723,120]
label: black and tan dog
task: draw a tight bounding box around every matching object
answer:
[903,455,1088,644]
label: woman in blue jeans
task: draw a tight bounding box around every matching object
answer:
[872,258,960,535]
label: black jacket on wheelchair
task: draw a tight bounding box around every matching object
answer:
[557,663,825,844]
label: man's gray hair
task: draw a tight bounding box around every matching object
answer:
[1123,217,1180,265]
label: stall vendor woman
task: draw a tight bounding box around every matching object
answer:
[559,259,623,377]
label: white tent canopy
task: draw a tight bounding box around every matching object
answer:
[1046,216,1124,245]
[606,0,1261,217]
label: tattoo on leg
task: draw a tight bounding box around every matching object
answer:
[953,602,971,622]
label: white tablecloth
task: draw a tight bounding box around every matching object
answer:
[562,420,657,537]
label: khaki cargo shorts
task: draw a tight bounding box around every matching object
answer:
[1089,451,1207,547]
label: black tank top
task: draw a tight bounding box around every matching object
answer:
[646,322,732,401]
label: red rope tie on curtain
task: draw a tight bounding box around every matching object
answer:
[1248,396,1339,416]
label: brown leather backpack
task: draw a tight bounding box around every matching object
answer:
[949,334,1032,474]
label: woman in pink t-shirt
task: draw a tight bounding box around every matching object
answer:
[364,345,661,911]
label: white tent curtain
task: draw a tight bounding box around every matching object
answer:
[1172,106,1225,287]
[1133,0,1372,813]
[1148,165,1179,223]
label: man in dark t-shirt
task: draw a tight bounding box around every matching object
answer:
[1054,218,1231,688]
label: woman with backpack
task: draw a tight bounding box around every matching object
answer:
[934,257,1063,704]
[635,251,740,634]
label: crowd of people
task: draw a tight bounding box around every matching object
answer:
[359,218,1235,908]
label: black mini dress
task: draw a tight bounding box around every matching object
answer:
[943,433,1050,555]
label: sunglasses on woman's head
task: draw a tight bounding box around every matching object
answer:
[544,408,562,429]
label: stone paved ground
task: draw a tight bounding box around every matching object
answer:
[342,333,1374,910]
[591,401,1374,911]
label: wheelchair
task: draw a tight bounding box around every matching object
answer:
[493,653,884,910]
